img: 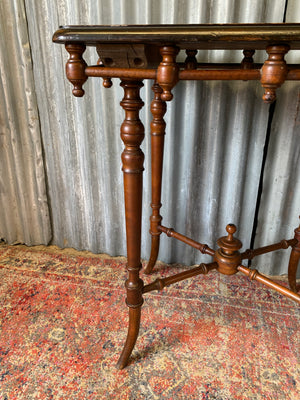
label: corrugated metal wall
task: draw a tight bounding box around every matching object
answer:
[0,0,51,245]
[1,0,299,276]
[253,0,300,275]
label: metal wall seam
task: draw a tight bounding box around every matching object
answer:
[253,82,300,276]
[252,2,300,277]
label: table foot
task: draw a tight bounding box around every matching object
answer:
[288,218,300,292]
[144,235,160,274]
[116,306,141,369]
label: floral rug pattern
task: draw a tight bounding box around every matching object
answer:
[0,244,299,399]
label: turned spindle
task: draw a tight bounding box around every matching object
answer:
[96,57,113,88]
[117,80,145,370]
[185,49,198,70]
[157,46,179,101]
[241,49,255,69]
[260,45,289,103]
[65,43,87,97]
[214,224,242,275]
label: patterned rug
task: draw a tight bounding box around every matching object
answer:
[0,244,299,399]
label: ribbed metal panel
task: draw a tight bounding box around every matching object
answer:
[253,82,300,276]
[1,0,299,276]
[161,79,271,264]
[0,0,51,245]
[253,2,300,276]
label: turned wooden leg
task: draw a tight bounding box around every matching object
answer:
[116,80,144,369]
[144,83,167,274]
[288,219,300,293]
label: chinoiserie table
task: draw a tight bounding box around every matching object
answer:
[53,24,300,369]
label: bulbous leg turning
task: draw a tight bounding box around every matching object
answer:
[117,80,145,368]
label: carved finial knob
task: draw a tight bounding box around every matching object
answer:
[103,78,113,88]
[260,45,289,104]
[217,223,242,255]
[214,223,243,275]
[226,224,236,240]
[157,46,179,102]
[72,87,84,97]
[161,91,173,101]
[65,43,88,97]
[262,90,276,104]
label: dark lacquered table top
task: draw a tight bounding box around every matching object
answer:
[53,23,300,50]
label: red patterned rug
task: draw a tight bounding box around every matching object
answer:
[0,244,299,399]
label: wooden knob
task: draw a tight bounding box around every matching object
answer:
[65,43,88,97]
[157,46,179,102]
[261,45,289,103]
[214,223,243,275]
[103,78,113,88]
[226,224,236,240]
[217,223,242,255]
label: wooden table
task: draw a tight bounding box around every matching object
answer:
[53,24,300,369]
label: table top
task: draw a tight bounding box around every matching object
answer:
[53,23,300,50]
